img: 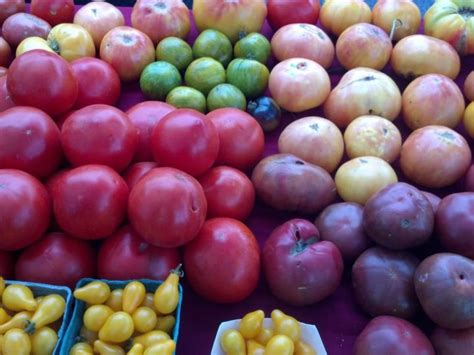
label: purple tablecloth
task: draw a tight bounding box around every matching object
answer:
[110,6,473,355]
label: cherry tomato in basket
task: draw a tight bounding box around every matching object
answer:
[30,0,74,26]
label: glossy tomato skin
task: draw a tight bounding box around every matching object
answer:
[0,0,25,25]
[183,218,260,303]
[122,162,158,189]
[198,166,255,221]
[267,0,320,30]
[128,167,207,248]
[0,250,15,278]
[98,225,181,281]
[71,58,121,109]
[151,109,219,177]
[61,104,138,172]
[51,164,129,240]
[30,0,75,26]
[0,76,14,112]
[207,108,264,171]
[15,232,97,289]
[7,50,78,117]
[126,101,176,162]
[2,13,51,48]
[0,107,62,179]
[0,169,51,251]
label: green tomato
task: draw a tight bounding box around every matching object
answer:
[192,29,233,67]
[184,57,226,95]
[226,58,269,99]
[156,37,193,72]
[139,61,182,101]
[207,83,247,111]
[166,86,207,113]
[234,33,271,64]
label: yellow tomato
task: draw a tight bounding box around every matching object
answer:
[143,339,176,355]
[271,309,301,342]
[83,305,114,332]
[122,281,146,314]
[105,289,123,312]
[0,277,4,297]
[2,328,31,355]
[93,340,125,355]
[2,284,37,312]
[47,23,95,61]
[295,340,317,355]
[247,339,265,355]
[140,293,157,313]
[0,308,11,324]
[220,329,246,355]
[26,294,65,334]
[79,326,98,344]
[155,315,175,335]
[126,343,144,355]
[31,326,58,355]
[16,37,54,57]
[265,335,295,355]
[69,342,93,355]
[0,311,32,334]
[320,0,372,36]
[239,309,264,339]
[255,327,274,346]
[153,265,182,314]
[98,311,134,343]
[132,330,170,348]
[132,307,157,334]
[463,102,474,138]
[74,281,111,305]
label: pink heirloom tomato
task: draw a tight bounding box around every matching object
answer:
[372,0,421,41]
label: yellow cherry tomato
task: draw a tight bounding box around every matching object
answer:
[98,311,134,343]
[47,23,95,61]
[16,37,55,57]
[0,308,11,324]
[2,284,36,312]
[265,335,295,355]
[105,289,123,312]
[132,330,170,348]
[122,281,146,314]
[247,339,265,355]
[271,309,302,342]
[239,310,264,339]
[143,339,176,355]
[83,305,114,333]
[26,294,65,334]
[93,340,125,355]
[140,293,157,313]
[220,329,246,355]
[74,281,111,305]
[69,342,93,355]
[2,328,31,355]
[153,265,182,314]
[0,277,4,297]
[126,343,144,355]
[463,101,474,138]
[30,326,58,355]
[295,340,316,355]
[155,315,175,335]
[0,311,33,334]
[132,307,157,333]
[79,326,98,344]
[254,327,274,346]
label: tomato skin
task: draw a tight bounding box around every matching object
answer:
[0,0,25,25]
[60,104,138,172]
[0,76,14,112]
[0,250,14,278]
[267,0,320,30]
[30,0,75,26]
[198,166,255,221]
[0,169,51,251]
[2,13,51,48]
[128,167,207,248]
[122,162,158,190]
[0,107,62,179]
[51,164,129,240]
[15,232,96,288]
[183,218,260,303]
[207,108,265,171]
[7,50,78,117]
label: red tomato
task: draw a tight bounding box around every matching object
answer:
[0,76,15,112]
[98,225,181,281]
[0,37,11,68]
[15,232,97,289]
[206,108,264,171]
[151,109,219,177]
[0,67,7,77]
[70,58,121,109]
[126,101,175,162]
[0,169,51,250]
[51,164,129,240]
[0,107,62,179]
[267,0,321,30]
[61,104,138,172]
[0,0,25,25]
[198,166,255,221]
[183,218,260,303]
[7,50,78,117]
[0,250,15,278]
[30,0,75,26]
[128,167,207,248]
[122,161,158,189]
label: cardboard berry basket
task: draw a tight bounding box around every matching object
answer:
[60,278,183,355]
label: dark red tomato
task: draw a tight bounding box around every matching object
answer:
[98,225,181,281]
[0,250,15,278]
[7,50,78,117]
[198,166,255,221]
[122,161,158,189]
[126,101,175,162]
[0,169,51,250]
[0,0,25,25]
[51,164,129,240]
[0,37,11,68]
[151,109,219,177]
[267,0,321,30]
[128,167,207,248]
[60,104,138,172]
[44,168,70,196]
[0,75,15,112]
[0,107,62,179]
[207,108,264,171]
[183,218,260,303]
[30,0,75,26]
[55,110,75,131]
[15,232,97,288]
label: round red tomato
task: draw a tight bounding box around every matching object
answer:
[0,0,25,25]
[126,101,175,162]
[0,169,51,250]
[30,0,74,26]
[122,161,158,189]
[61,104,138,172]
[98,225,181,281]
[0,76,14,112]
[207,108,264,171]
[151,109,219,176]
[128,167,207,248]
[51,164,129,240]
[0,250,15,278]
[15,232,97,288]
[183,218,260,303]
[267,0,321,30]
[0,107,62,179]
[71,57,121,109]
[198,166,255,221]
[7,50,78,117]
[0,37,11,68]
